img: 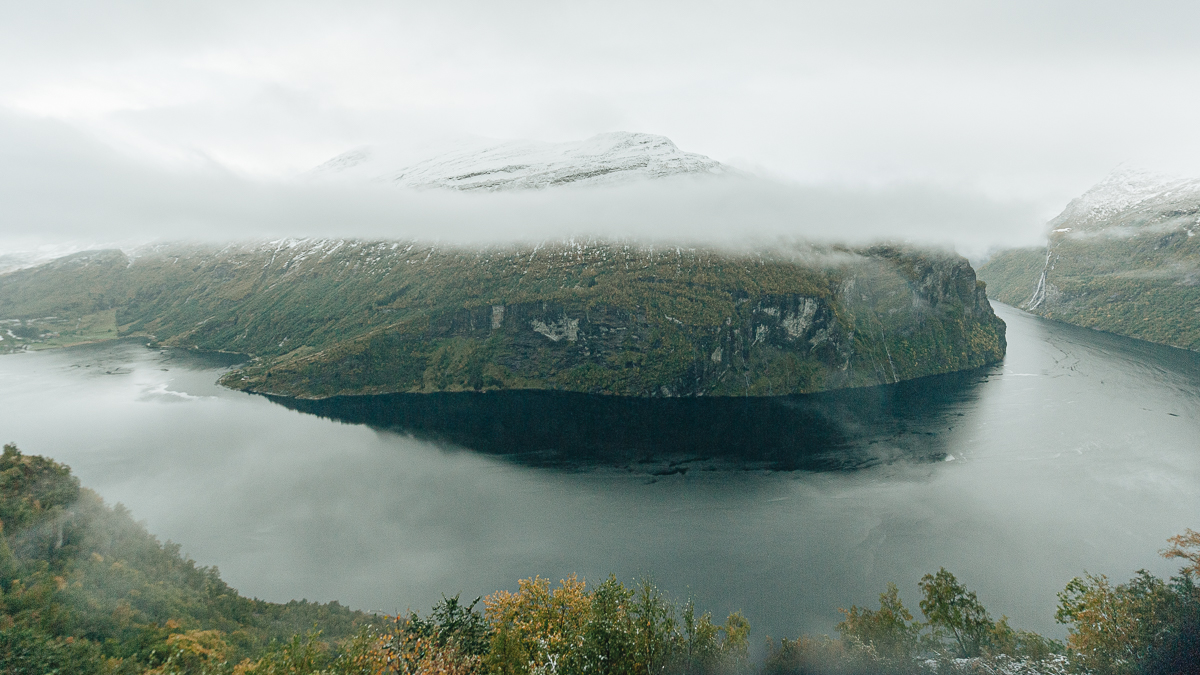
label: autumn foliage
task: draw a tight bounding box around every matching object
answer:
[0,445,1197,674]
[1052,531,1200,674]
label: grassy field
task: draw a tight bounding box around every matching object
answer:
[0,309,119,354]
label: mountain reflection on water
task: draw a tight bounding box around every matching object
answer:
[1,302,1198,649]
[268,369,989,472]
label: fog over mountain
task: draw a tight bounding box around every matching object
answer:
[5,4,1200,672]
[6,1,1200,263]
[311,132,734,191]
[0,112,1043,263]
[978,165,1200,353]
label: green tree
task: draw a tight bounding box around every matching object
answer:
[483,575,591,675]
[836,582,919,660]
[629,579,676,675]
[918,568,993,658]
[1056,571,1181,675]
[719,612,750,672]
[677,599,721,674]
[985,616,1062,661]
[144,629,234,675]
[0,627,107,675]
[405,594,490,657]
[563,576,635,675]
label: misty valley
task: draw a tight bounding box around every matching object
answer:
[11,1,1200,667]
[0,300,1197,673]
[10,2,1200,671]
[2,133,1200,675]
[1,177,1199,670]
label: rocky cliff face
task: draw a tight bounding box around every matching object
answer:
[979,169,1200,351]
[0,239,1005,398]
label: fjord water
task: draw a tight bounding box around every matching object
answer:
[0,303,1196,646]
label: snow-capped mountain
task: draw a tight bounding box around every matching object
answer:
[979,165,1200,350]
[1049,167,1200,234]
[311,132,733,191]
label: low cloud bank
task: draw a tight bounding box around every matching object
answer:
[0,111,1046,263]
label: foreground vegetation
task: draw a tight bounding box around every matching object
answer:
[0,445,1194,674]
[0,240,1005,398]
[0,443,368,673]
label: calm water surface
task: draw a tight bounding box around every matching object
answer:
[1,302,1197,648]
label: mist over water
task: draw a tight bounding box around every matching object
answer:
[0,303,1196,650]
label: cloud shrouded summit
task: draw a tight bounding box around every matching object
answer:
[1047,167,1200,235]
[6,1,1200,261]
[310,132,733,191]
[0,110,1046,261]
[6,0,1200,210]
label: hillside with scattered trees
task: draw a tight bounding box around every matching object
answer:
[979,170,1200,352]
[0,240,1005,399]
[0,445,1195,673]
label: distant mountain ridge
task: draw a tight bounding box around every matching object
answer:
[978,167,1200,351]
[311,131,733,191]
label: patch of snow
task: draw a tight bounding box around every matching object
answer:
[0,243,123,275]
[1050,166,1200,234]
[924,654,1070,675]
[310,132,735,191]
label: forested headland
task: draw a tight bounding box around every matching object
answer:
[0,445,1195,674]
[0,240,1005,399]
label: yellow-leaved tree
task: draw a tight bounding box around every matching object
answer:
[484,575,592,675]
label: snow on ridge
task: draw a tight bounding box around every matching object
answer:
[310,131,734,191]
[1051,166,1200,232]
[0,243,126,275]
[311,147,373,176]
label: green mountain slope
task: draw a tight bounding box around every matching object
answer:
[0,444,368,672]
[979,171,1200,351]
[2,447,1194,672]
[0,239,1005,398]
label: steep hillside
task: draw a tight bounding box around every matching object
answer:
[979,169,1200,350]
[311,132,732,190]
[0,444,369,672]
[0,450,1190,675]
[0,239,1005,398]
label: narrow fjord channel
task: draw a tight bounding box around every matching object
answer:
[1,302,1196,648]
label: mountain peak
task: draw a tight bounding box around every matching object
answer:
[311,132,733,191]
[1050,166,1200,232]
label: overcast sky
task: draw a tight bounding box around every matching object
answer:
[3,0,1200,255]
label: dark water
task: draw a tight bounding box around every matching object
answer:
[269,369,985,471]
[0,302,1197,651]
